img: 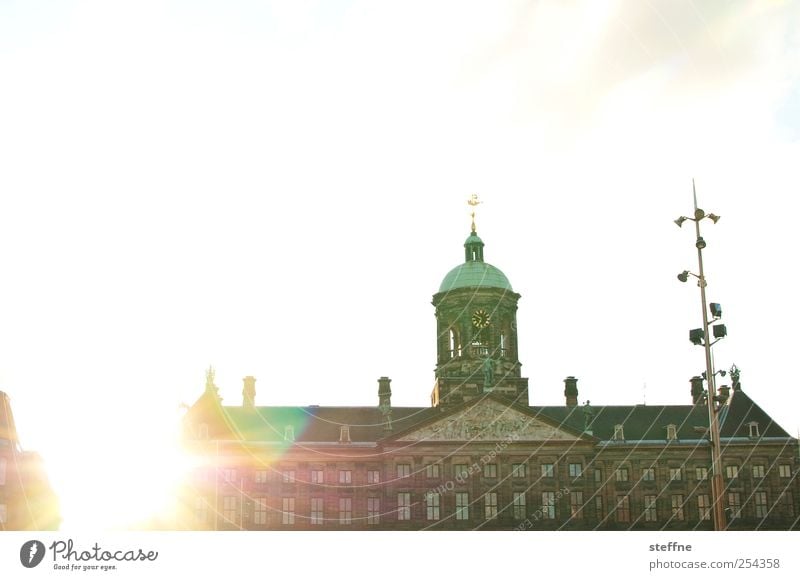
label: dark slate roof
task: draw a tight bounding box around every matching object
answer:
[719,389,791,438]
[202,389,793,444]
[218,406,433,443]
[535,404,712,441]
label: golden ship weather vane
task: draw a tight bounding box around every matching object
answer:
[468,193,482,232]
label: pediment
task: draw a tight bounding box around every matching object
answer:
[396,399,580,442]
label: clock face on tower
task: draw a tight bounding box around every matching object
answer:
[471,308,491,329]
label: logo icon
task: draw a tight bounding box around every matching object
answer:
[20,540,46,568]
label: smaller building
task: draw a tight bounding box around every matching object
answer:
[0,391,61,530]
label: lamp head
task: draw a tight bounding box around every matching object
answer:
[696,236,706,250]
[677,271,690,283]
[674,216,688,227]
[689,328,705,346]
[707,213,720,224]
[694,208,705,220]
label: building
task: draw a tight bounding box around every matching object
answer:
[179,216,799,531]
[0,391,61,530]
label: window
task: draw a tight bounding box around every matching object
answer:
[569,463,582,478]
[615,467,629,482]
[752,465,765,479]
[338,470,352,484]
[426,493,440,521]
[666,424,677,441]
[613,424,624,440]
[594,468,603,483]
[779,491,794,517]
[484,464,498,478]
[282,470,296,483]
[0,504,6,524]
[697,494,711,521]
[311,498,324,525]
[367,497,380,525]
[284,425,295,441]
[615,495,630,523]
[728,493,741,518]
[541,463,554,478]
[253,497,268,525]
[254,469,268,484]
[541,492,556,520]
[512,492,526,520]
[339,498,352,525]
[695,466,708,481]
[281,497,295,525]
[0,457,6,485]
[644,495,657,522]
[223,496,237,523]
[595,496,604,519]
[671,495,685,521]
[725,465,739,480]
[669,467,683,482]
[570,491,583,519]
[397,464,411,479]
[397,493,411,520]
[453,463,468,479]
[484,493,499,520]
[311,470,324,484]
[425,464,440,478]
[754,492,768,518]
[642,468,655,482]
[339,425,351,442]
[779,464,791,478]
[367,470,380,484]
[748,422,760,438]
[194,496,207,524]
[455,493,470,520]
[222,468,236,483]
[512,463,526,478]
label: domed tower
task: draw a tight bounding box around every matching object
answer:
[431,200,529,408]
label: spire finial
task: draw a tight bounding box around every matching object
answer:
[467,193,481,233]
[205,365,216,392]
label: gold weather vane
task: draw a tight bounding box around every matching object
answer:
[468,193,482,232]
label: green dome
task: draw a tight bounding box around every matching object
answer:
[438,261,513,292]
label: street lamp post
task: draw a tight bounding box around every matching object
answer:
[675,180,727,531]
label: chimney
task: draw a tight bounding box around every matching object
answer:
[378,377,393,432]
[563,376,579,407]
[690,376,704,405]
[242,376,256,409]
[378,376,392,410]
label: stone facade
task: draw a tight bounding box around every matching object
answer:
[179,225,799,531]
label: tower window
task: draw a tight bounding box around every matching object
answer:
[449,329,461,358]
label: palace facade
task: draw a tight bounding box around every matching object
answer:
[179,219,798,531]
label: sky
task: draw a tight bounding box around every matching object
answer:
[1,0,799,530]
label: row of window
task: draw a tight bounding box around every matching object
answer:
[195,490,795,526]
[214,462,793,486]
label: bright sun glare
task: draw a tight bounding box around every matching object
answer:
[46,410,191,531]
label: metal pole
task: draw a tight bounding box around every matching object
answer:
[693,184,727,531]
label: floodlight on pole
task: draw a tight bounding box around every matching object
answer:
[674,179,727,531]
